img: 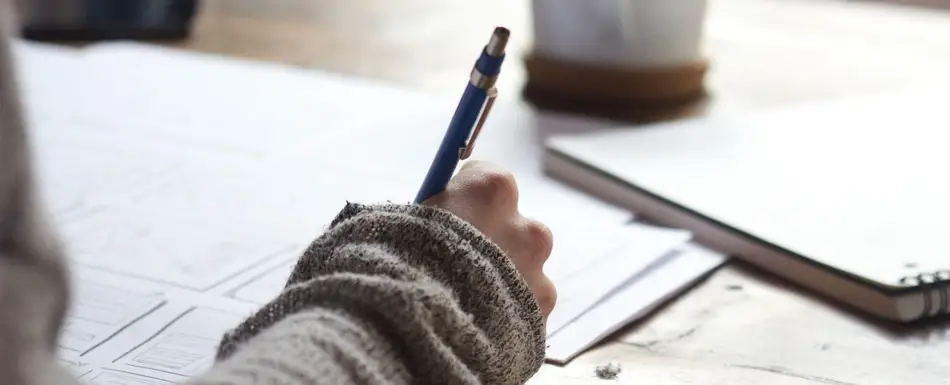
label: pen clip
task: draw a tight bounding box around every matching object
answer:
[459,87,498,160]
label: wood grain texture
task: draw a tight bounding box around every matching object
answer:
[168,0,950,383]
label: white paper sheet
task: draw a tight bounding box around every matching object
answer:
[69,42,635,227]
[113,307,246,378]
[12,40,722,381]
[54,266,260,383]
[545,243,728,363]
[544,223,692,335]
[226,261,297,305]
[60,278,165,354]
[84,369,174,385]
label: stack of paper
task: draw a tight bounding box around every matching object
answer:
[13,40,725,384]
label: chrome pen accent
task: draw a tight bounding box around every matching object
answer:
[459,27,509,159]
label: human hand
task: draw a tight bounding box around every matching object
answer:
[423,160,557,319]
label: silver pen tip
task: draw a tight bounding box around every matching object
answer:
[486,27,510,57]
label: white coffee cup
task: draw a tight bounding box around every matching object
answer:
[531,0,708,68]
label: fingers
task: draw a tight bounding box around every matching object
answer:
[524,219,554,264]
[502,216,556,318]
[451,160,519,213]
[506,217,553,267]
[520,218,556,317]
[534,275,558,318]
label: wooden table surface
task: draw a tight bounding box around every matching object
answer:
[169,0,950,383]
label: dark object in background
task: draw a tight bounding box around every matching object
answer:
[17,0,198,42]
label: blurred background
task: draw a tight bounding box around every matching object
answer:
[14,0,950,122]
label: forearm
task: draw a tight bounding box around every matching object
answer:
[189,203,546,385]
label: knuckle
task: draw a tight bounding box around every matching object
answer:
[471,170,518,207]
[536,280,558,314]
[524,220,554,262]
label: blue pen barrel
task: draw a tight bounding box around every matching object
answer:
[414,83,489,203]
[413,27,508,203]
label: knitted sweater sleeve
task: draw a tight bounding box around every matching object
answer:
[186,202,547,385]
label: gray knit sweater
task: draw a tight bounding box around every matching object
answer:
[0,3,546,384]
[196,202,546,385]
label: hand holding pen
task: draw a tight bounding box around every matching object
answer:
[413,28,558,319]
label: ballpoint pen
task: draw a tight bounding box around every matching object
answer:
[413,27,509,204]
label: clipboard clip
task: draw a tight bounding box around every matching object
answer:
[459,87,498,160]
